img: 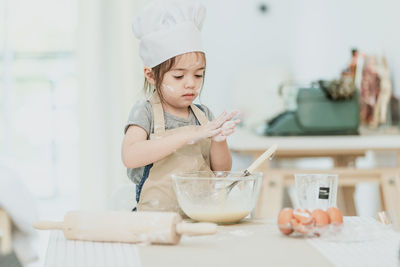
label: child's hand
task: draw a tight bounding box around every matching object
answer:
[187,111,236,144]
[212,111,241,142]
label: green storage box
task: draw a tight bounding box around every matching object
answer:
[261,87,360,136]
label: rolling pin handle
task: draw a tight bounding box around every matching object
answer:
[33,221,64,230]
[176,222,217,236]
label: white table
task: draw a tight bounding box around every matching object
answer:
[44,217,400,267]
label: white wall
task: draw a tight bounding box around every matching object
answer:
[199,0,294,124]
[199,0,400,124]
[292,0,400,84]
[77,0,147,209]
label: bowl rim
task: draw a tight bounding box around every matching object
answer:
[171,171,263,181]
[294,173,338,177]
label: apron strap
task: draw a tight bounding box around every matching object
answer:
[190,104,209,125]
[150,92,209,134]
[150,92,166,135]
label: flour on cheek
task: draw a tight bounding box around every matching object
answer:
[162,83,176,92]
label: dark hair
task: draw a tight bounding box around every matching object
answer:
[143,52,206,103]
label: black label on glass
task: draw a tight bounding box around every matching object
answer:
[319,187,330,199]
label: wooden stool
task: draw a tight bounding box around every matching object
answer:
[230,128,400,227]
[254,168,400,227]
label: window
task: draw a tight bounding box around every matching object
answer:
[0,0,78,198]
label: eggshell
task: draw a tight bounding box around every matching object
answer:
[291,218,312,234]
[293,208,314,225]
[277,208,294,235]
[326,207,343,225]
[311,209,330,226]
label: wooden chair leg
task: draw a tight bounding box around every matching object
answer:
[380,171,400,229]
[0,209,12,254]
[333,156,357,216]
[337,186,347,214]
[254,171,284,219]
[341,186,357,216]
[379,183,385,212]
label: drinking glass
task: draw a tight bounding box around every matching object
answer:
[294,174,338,211]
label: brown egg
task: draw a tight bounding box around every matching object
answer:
[326,207,343,225]
[293,208,314,225]
[311,209,330,226]
[277,208,294,235]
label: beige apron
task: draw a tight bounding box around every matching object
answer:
[136,92,213,212]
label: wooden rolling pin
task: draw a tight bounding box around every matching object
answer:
[33,211,217,245]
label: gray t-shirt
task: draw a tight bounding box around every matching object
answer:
[124,100,215,185]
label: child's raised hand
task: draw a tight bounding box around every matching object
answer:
[212,110,241,142]
[187,111,236,144]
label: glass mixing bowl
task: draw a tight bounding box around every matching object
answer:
[172,171,263,224]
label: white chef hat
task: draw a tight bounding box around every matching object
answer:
[132,0,206,68]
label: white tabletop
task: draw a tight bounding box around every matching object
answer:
[229,128,400,156]
[44,217,400,267]
[44,231,142,267]
[307,217,400,267]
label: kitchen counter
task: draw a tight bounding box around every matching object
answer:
[43,217,400,267]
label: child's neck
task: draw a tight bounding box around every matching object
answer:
[162,103,190,118]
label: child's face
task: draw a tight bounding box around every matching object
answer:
[161,52,205,109]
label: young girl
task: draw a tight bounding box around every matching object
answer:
[122,0,240,212]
